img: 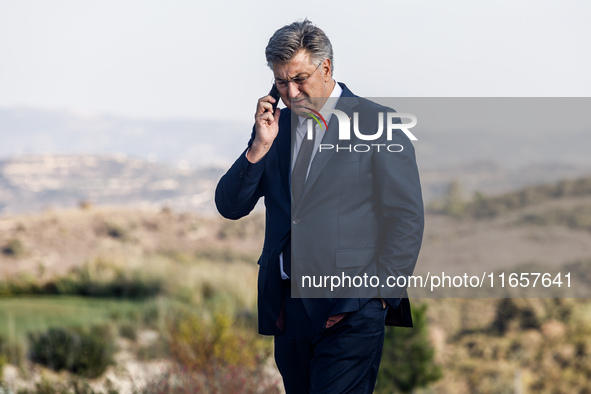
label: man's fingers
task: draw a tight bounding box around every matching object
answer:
[253,94,280,149]
[261,94,277,104]
[258,111,275,125]
[257,105,281,125]
[256,102,273,117]
[256,95,277,116]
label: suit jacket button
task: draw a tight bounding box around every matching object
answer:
[292,219,300,224]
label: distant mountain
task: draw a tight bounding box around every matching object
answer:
[0,108,252,168]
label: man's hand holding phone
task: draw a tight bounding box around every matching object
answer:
[247,86,281,163]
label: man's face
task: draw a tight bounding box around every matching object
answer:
[273,50,334,117]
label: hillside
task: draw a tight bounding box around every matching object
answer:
[0,205,264,279]
[0,155,223,215]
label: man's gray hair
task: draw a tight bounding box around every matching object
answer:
[265,19,334,72]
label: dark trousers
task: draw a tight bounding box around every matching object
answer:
[274,282,387,394]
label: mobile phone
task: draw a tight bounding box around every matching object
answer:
[269,84,280,112]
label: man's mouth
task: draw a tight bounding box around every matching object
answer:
[291,98,311,109]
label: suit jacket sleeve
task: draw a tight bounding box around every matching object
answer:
[373,121,424,302]
[215,127,266,220]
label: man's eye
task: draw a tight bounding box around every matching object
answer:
[276,80,288,87]
[292,78,306,84]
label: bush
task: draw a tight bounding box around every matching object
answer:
[376,303,442,393]
[27,325,116,378]
[164,309,277,392]
[0,259,164,300]
[1,239,25,257]
[491,298,521,335]
[51,259,163,299]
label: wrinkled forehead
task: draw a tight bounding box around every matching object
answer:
[272,50,317,80]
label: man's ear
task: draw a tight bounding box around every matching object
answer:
[322,58,332,81]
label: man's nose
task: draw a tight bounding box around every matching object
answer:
[287,82,300,98]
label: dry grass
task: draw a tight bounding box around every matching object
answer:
[0,205,263,291]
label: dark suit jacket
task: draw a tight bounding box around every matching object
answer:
[215,83,424,335]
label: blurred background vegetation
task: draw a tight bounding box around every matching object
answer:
[1,174,591,392]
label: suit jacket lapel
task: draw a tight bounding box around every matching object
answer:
[296,83,359,210]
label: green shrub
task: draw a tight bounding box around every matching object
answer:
[27,325,116,378]
[376,303,442,393]
[53,272,162,299]
[51,260,163,299]
[1,260,164,300]
[1,238,25,257]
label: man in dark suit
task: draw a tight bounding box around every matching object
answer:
[215,19,423,393]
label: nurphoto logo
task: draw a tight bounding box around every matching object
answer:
[304,109,418,153]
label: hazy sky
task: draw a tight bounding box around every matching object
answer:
[1,0,590,122]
